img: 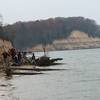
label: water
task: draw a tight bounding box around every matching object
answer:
[0,48,100,100]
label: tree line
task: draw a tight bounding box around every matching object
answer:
[0,17,100,49]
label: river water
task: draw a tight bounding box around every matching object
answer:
[0,48,100,100]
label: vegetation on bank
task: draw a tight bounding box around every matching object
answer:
[0,17,100,50]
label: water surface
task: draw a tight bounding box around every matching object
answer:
[0,48,100,100]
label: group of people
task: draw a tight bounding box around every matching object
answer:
[2,48,23,66]
[2,48,36,66]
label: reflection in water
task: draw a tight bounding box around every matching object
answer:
[0,49,100,100]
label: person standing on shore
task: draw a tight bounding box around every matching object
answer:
[2,51,9,66]
[2,50,11,76]
[17,52,22,65]
[2,51,12,76]
[31,53,36,68]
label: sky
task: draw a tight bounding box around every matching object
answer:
[0,0,100,25]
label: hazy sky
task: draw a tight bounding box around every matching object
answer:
[0,0,100,24]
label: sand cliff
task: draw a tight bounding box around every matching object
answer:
[30,30,100,51]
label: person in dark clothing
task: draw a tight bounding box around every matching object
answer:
[2,51,12,76]
[14,54,18,64]
[32,53,35,60]
[17,52,22,65]
[2,51,9,66]
[9,48,16,59]
[31,53,36,67]
[9,48,18,64]
[2,51,9,69]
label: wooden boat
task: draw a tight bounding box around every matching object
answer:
[35,56,63,66]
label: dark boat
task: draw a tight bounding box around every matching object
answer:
[35,56,63,66]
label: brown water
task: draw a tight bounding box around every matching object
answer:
[0,48,100,100]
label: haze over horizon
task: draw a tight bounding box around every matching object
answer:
[0,0,100,24]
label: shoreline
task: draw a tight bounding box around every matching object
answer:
[0,47,99,77]
[29,46,100,52]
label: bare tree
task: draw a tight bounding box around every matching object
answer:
[0,14,3,26]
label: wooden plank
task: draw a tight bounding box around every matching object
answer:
[11,67,34,70]
[11,67,65,72]
[12,72,43,75]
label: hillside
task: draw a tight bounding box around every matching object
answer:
[1,17,100,50]
[29,30,100,51]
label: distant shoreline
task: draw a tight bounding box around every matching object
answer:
[29,46,100,52]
